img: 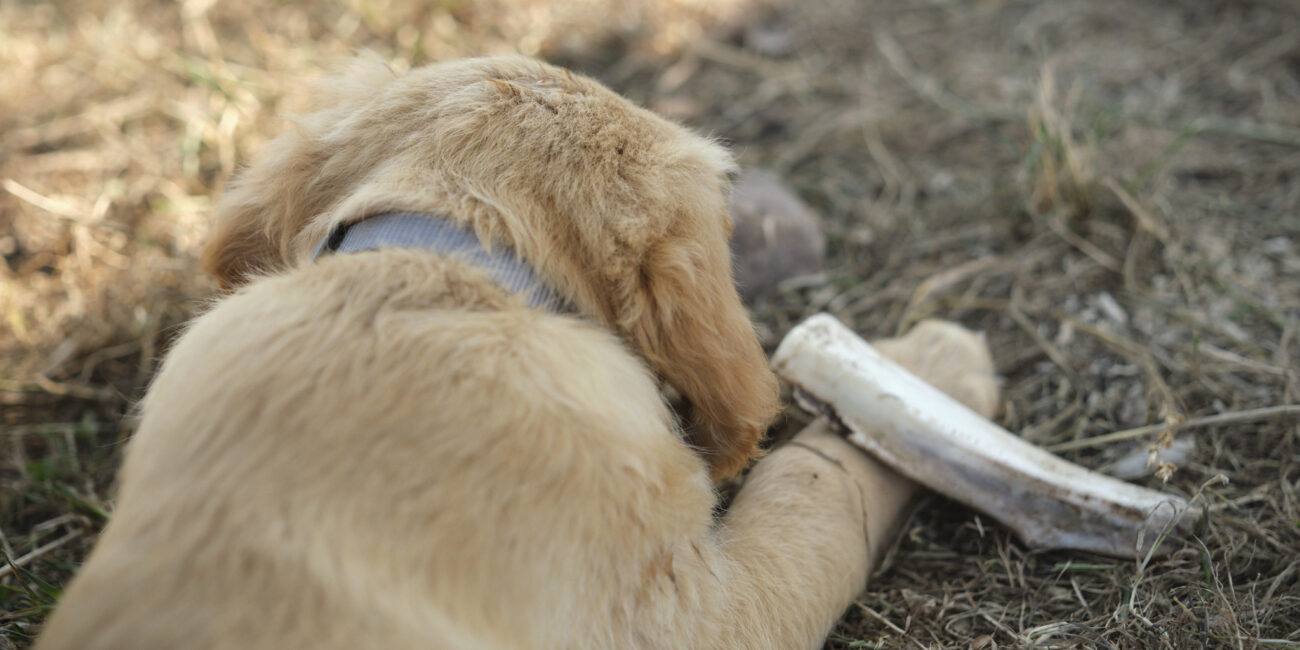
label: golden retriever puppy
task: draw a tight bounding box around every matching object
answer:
[36,56,999,649]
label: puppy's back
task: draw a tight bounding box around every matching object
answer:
[37,252,711,649]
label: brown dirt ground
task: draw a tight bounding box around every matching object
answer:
[2,0,1298,647]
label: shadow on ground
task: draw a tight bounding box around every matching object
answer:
[2,0,1298,647]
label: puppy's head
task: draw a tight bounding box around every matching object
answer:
[203,56,779,478]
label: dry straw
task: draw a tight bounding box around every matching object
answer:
[3,0,1298,647]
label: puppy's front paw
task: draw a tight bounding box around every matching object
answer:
[872,320,1000,419]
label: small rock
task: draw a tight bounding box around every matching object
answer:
[1095,291,1128,327]
[744,23,795,57]
[728,168,825,303]
[736,6,797,57]
[1262,236,1291,256]
[1102,435,1196,480]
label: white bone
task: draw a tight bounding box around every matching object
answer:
[771,313,1199,558]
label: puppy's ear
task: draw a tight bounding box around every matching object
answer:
[625,223,781,480]
[203,55,396,290]
[201,119,323,288]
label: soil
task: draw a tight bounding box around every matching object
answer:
[2,0,1297,647]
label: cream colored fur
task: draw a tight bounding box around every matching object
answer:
[36,57,999,650]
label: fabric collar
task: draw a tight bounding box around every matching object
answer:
[312,212,569,313]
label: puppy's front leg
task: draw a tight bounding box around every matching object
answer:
[711,419,914,648]
[704,321,998,649]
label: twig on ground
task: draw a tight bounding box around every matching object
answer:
[897,256,1009,335]
[3,179,93,223]
[1048,405,1300,452]
[1043,212,1122,272]
[854,602,909,637]
[1,422,89,436]
[1006,292,1082,394]
[1105,178,1171,246]
[0,378,120,403]
[0,529,83,580]
[872,29,1016,123]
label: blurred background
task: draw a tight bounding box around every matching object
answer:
[2,0,1298,646]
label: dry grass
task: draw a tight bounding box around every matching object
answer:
[3,0,1298,647]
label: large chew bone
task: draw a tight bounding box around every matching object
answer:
[771,314,1199,558]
